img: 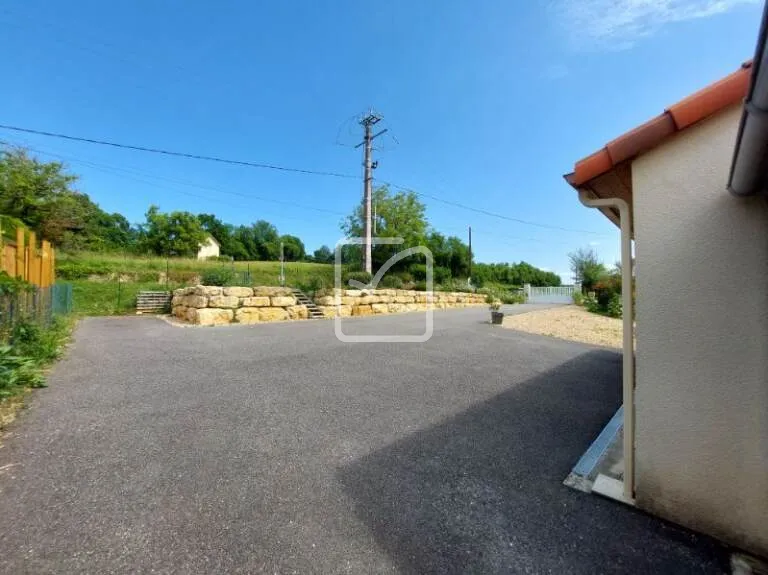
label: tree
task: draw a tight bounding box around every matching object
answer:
[280,234,305,261]
[569,247,606,292]
[0,148,77,229]
[425,232,471,279]
[0,147,136,251]
[341,185,428,271]
[139,205,207,257]
[251,220,280,260]
[312,245,334,263]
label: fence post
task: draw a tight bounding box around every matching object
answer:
[50,245,55,283]
[15,227,24,280]
[41,241,51,288]
[116,276,122,314]
[29,231,40,287]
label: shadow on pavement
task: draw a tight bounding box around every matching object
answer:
[338,350,728,574]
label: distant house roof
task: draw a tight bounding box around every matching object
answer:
[204,234,220,247]
[563,61,752,226]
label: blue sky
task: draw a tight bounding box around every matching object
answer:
[0,0,761,280]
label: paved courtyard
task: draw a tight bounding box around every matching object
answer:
[0,308,727,573]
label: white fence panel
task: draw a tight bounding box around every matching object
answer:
[524,284,576,304]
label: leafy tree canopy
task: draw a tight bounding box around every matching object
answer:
[0,148,136,251]
[138,205,208,258]
[568,247,607,292]
[280,234,305,261]
[312,245,334,264]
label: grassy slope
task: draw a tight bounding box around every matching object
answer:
[71,281,182,316]
[61,253,337,316]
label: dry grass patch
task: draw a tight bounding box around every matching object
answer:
[503,305,623,349]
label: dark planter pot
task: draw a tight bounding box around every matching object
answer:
[491,311,504,325]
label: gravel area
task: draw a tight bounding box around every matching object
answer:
[503,305,624,349]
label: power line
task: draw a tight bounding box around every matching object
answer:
[0,124,359,179]
[0,140,346,228]
[378,179,610,236]
[1,139,589,260]
[0,139,347,217]
[0,123,608,236]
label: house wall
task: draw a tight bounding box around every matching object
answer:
[197,237,220,260]
[632,104,768,557]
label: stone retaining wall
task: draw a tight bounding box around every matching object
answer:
[313,288,486,318]
[171,286,306,326]
[171,286,487,326]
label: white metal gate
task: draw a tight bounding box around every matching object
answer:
[524,284,576,304]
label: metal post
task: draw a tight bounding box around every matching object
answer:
[116,276,122,314]
[468,225,473,286]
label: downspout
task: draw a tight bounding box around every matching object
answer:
[577,190,635,503]
[728,0,768,196]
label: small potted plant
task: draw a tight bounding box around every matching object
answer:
[489,300,504,325]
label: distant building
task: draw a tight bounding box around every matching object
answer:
[197,235,220,260]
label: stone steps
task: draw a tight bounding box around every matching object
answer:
[291,288,326,319]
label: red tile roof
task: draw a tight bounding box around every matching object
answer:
[565,61,752,188]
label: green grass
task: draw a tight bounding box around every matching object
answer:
[57,252,336,286]
[62,253,338,316]
[71,280,183,316]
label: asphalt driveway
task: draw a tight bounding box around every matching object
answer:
[0,308,726,574]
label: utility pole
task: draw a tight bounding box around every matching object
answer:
[468,225,473,286]
[356,111,387,274]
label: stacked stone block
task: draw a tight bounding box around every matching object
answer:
[171,286,306,326]
[313,289,486,318]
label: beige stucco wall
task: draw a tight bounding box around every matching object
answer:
[197,236,220,260]
[632,104,768,557]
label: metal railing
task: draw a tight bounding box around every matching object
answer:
[0,283,73,335]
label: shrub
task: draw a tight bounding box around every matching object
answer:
[296,276,326,295]
[0,272,33,296]
[434,266,451,285]
[201,268,235,286]
[572,290,584,306]
[343,270,373,287]
[0,346,45,396]
[413,280,427,292]
[438,279,470,293]
[409,263,427,281]
[379,275,404,289]
[584,293,600,314]
[11,317,69,364]
[55,260,114,280]
[397,271,413,284]
[501,291,526,305]
[594,275,621,309]
[306,276,326,293]
[607,293,623,318]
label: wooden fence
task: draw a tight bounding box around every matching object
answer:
[1,228,55,287]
